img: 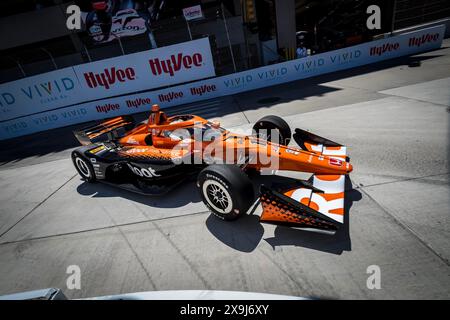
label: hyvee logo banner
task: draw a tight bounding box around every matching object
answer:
[149,53,203,77]
[370,42,400,56]
[74,37,215,98]
[158,91,184,103]
[409,33,440,47]
[84,67,136,89]
[190,84,217,96]
[0,38,214,122]
[126,97,152,108]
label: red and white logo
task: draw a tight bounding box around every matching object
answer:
[149,53,203,77]
[369,42,400,56]
[126,97,151,108]
[95,103,120,114]
[158,91,184,103]
[190,84,216,96]
[409,33,440,47]
[329,158,343,166]
[182,5,203,21]
[84,67,136,89]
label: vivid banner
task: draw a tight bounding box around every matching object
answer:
[0,38,215,122]
[0,25,445,140]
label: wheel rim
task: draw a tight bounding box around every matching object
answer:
[75,157,91,178]
[202,180,233,214]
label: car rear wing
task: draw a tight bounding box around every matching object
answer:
[73,116,135,145]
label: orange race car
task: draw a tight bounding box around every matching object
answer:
[72,104,353,233]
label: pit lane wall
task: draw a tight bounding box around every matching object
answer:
[0,25,445,140]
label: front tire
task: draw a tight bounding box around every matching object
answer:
[253,115,291,146]
[72,151,96,183]
[197,165,255,221]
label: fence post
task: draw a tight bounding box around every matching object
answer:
[40,47,58,70]
[221,2,237,73]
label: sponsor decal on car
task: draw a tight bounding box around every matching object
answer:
[127,163,161,178]
[89,145,106,154]
[249,137,266,146]
[125,147,146,154]
[329,158,343,166]
[126,137,139,145]
[285,148,299,155]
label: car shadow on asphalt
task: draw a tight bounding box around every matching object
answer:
[76,179,202,208]
[206,176,362,255]
[205,214,265,253]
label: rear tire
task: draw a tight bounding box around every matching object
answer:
[72,151,96,183]
[253,115,291,146]
[197,165,255,221]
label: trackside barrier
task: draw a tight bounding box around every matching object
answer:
[0,38,215,121]
[0,25,445,140]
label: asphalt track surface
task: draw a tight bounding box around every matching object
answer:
[0,40,449,299]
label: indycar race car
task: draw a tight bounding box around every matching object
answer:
[72,104,353,233]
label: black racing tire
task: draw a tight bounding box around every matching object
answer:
[197,165,255,221]
[72,151,96,183]
[253,115,291,146]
